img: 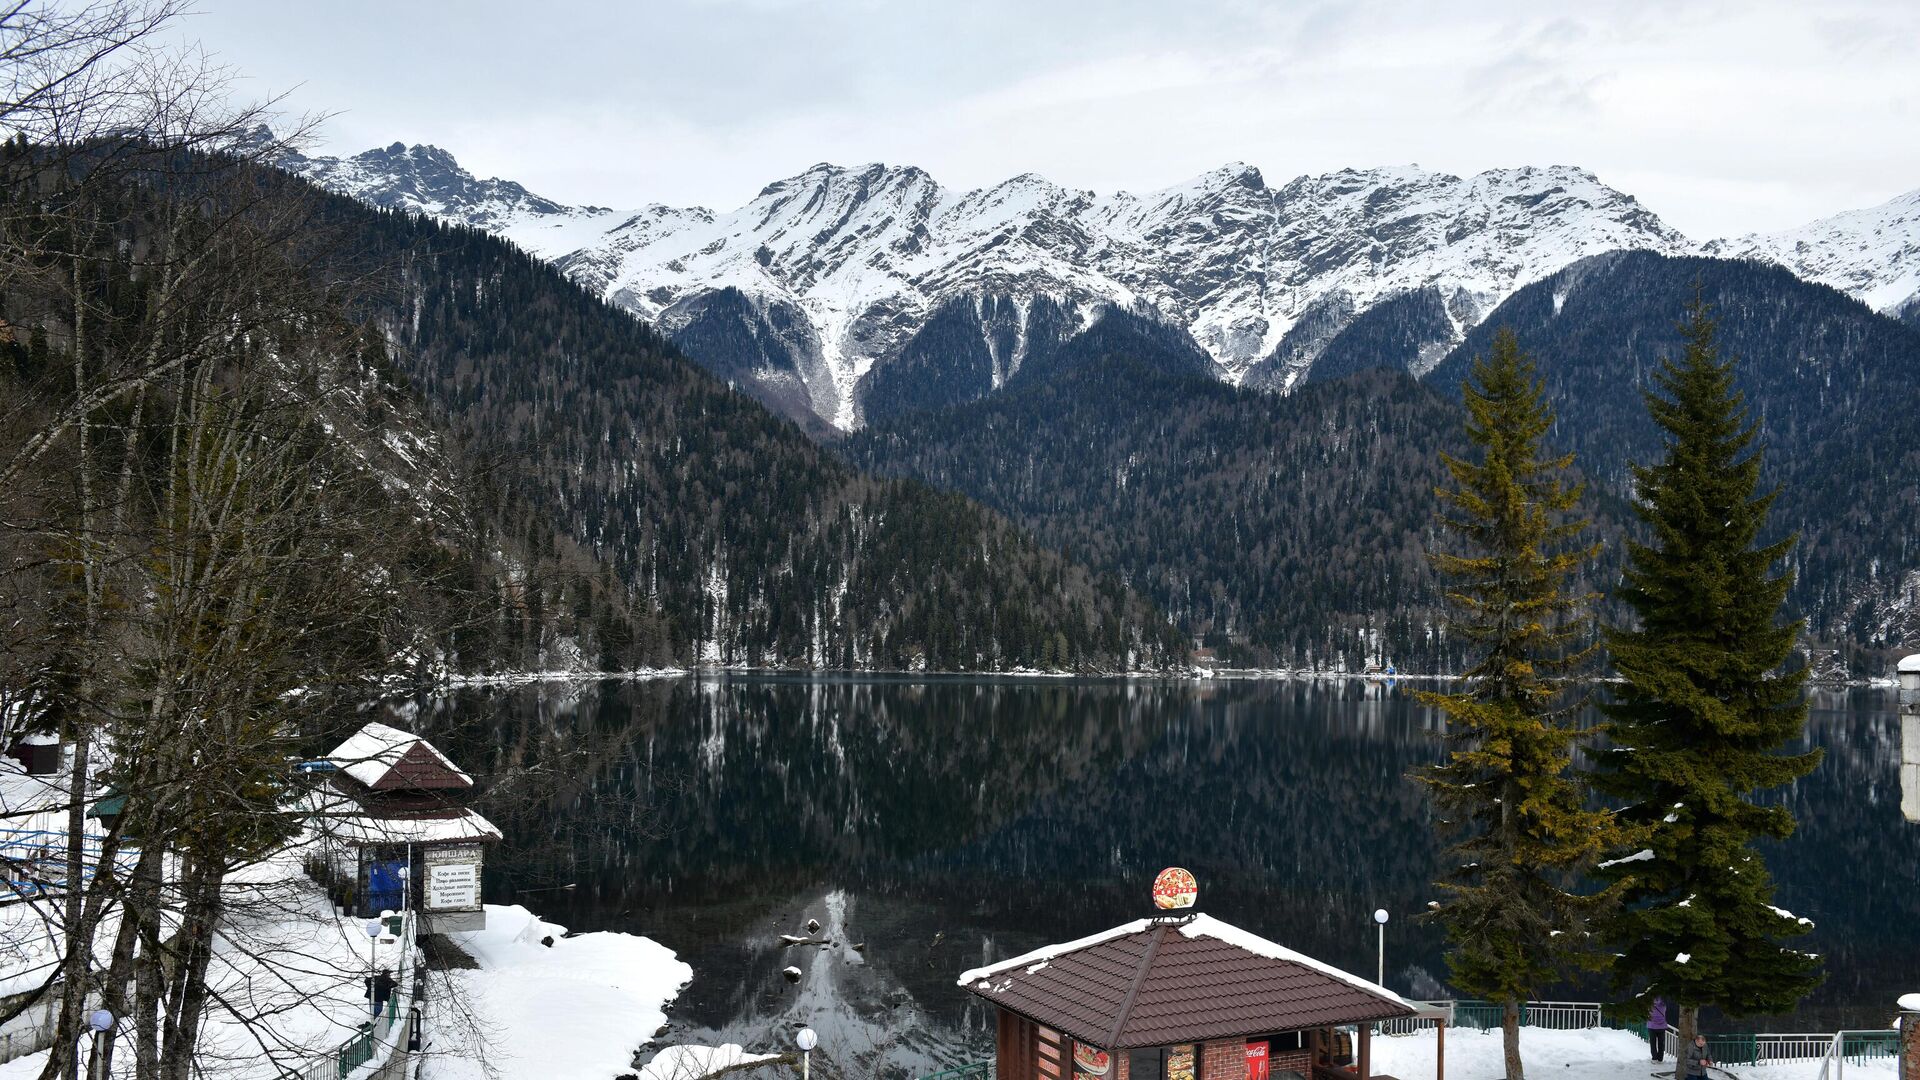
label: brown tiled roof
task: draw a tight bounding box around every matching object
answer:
[961,915,1414,1049]
[371,741,468,791]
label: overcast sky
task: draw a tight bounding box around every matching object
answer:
[171,0,1919,239]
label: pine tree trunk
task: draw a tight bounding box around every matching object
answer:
[1503,997,1526,1080]
[1676,1006,1700,1080]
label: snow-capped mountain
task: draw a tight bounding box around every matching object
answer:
[1703,186,1920,322]
[279,136,1916,429]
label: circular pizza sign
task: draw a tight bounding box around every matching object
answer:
[1152,867,1198,910]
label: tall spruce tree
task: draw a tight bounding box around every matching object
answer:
[1595,296,1823,1059]
[1417,328,1620,1080]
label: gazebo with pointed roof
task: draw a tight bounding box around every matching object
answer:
[959,912,1445,1080]
[312,721,499,934]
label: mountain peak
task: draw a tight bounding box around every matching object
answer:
[285,140,1913,430]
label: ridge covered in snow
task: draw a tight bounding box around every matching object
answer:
[1704,186,1920,318]
[279,134,1917,429]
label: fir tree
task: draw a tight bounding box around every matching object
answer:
[1416,328,1619,1080]
[1595,296,1823,1058]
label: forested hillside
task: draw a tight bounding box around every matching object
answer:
[306,186,1183,672]
[849,354,1468,671]
[1431,252,1920,657]
[850,252,1920,674]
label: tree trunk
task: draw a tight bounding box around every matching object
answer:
[42,255,97,1080]
[159,861,222,1080]
[96,842,163,1080]
[1503,996,1525,1080]
[1675,1006,1699,1080]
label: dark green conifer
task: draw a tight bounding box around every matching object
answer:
[1417,328,1619,1080]
[1595,296,1823,1055]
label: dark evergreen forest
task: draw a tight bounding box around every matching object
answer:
[303,187,1184,672]
[849,253,1920,675]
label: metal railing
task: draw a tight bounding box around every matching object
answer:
[0,828,134,900]
[1380,1001,1898,1073]
[295,909,419,1080]
[1815,1031,1902,1080]
[1382,1000,1607,1035]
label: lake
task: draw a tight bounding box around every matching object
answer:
[401,676,1920,1079]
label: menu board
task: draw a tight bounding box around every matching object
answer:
[1167,1045,1196,1080]
[423,843,484,911]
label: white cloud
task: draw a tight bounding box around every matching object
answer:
[174,0,1920,238]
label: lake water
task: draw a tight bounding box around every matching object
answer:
[403,676,1920,1079]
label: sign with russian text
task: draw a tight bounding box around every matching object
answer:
[427,862,479,909]
[1152,867,1198,910]
[423,842,484,911]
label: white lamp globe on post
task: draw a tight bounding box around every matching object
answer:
[1373,908,1390,988]
[795,1027,819,1080]
[78,1008,112,1080]
[365,919,383,1017]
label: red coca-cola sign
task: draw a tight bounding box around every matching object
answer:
[1246,1040,1270,1080]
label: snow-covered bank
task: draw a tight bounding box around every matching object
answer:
[424,904,694,1080]
[640,1044,781,1079]
[1371,1026,1896,1080]
[442,666,688,687]
[0,866,716,1080]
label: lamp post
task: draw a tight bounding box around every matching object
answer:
[366,919,383,1019]
[78,1008,112,1080]
[795,1027,818,1080]
[1373,908,1390,988]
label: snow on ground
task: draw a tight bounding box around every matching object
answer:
[421,904,694,1080]
[1,846,380,1080]
[1371,1026,1896,1080]
[639,1044,780,1080]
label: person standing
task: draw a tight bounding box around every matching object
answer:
[1686,1033,1713,1080]
[1647,997,1670,1061]
[366,968,398,1018]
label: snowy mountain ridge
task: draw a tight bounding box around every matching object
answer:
[1703,187,1920,321]
[278,135,1919,429]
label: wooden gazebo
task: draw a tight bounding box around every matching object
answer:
[310,721,500,933]
[959,911,1444,1080]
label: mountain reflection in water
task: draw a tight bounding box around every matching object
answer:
[398,677,1920,1079]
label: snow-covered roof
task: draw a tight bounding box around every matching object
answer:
[959,912,1412,1008]
[1175,913,1416,1009]
[1899,992,1920,1012]
[958,916,1155,987]
[327,722,473,791]
[958,911,1414,1048]
[308,783,501,845]
[1898,654,1920,673]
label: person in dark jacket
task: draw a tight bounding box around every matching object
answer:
[366,968,398,1017]
[1647,997,1670,1061]
[1686,1034,1713,1080]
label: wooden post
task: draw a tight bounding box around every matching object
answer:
[1436,1020,1445,1080]
[1358,1025,1371,1080]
